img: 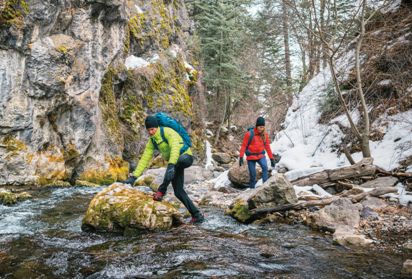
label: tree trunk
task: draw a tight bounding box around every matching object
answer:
[214,92,228,145]
[355,0,371,158]
[282,0,292,88]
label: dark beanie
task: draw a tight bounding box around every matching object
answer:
[256,116,265,127]
[145,115,159,129]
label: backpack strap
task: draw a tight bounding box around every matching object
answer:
[151,127,188,155]
[151,127,167,150]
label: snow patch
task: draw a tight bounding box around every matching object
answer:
[135,5,144,14]
[205,140,213,170]
[125,56,149,70]
[380,0,402,14]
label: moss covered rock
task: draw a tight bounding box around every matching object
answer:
[82,183,182,233]
[227,174,298,223]
[225,199,251,223]
[0,190,31,205]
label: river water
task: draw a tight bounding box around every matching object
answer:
[0,187,406,278]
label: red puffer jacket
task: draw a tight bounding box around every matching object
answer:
[239,128,274,161]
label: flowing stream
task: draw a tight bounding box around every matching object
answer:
[0,186,406,278]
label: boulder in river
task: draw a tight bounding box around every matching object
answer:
[0,190,31,205]
[82,183,182,233]
[227,174,298,223]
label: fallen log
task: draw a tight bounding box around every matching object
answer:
[348,187,398,203]
[292,158,376,186]
[248,197,338,221]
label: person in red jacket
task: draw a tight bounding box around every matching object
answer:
[239,116,278,188]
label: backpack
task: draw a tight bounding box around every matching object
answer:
[245,127,266,156]
[150,112,192,155]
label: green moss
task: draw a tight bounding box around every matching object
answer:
[63,143,80,162]
[99,67,122,144]
[0,0,29,29]
[56,45,68,54]
[0,190,31,205]
[75,180,100,187]
[1,135,27,152]
[119,71,146,128]
[226,199,251,223]
[82,185,181,233]
[127,12,147,49]
[78,156,129,185]
[126,0,174,51]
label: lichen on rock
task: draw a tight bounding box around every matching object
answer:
[0,190,31,205]
[82,183,182,233]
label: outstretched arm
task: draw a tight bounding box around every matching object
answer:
[133,139,155,177]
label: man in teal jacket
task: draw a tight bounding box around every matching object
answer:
[123,115,204,224]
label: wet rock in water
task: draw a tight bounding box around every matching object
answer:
[82,183,182,233]
[306,198,361,232]
[0,190,31,205]
[212,152,232,164]
[402,260,412,277]
[75,180,100,187]
[228,164,262,188]
[227,174,298,223]
[359,176,398,188]
[333,227,373,247]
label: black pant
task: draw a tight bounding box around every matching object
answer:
[158,154,201,218]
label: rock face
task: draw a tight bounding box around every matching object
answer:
[228,164,262,188]
[0,0,204,187]
[227,174,298,223]
[82,183,182,232]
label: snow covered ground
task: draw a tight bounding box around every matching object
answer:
[270,50,412,173]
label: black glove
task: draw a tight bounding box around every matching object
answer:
[123,175,137,185]
[270,158,276,168]
[239,157,243,167]
[164,164,175,182]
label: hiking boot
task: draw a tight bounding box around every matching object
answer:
[190,214,205,224]
[153,191,164,201]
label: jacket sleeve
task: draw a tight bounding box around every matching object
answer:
[164,128,181,165]
[133,139,155,177]
[239,132,250,158]
[264,132,274,159]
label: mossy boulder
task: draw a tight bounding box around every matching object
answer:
[227,174,298,223]
[82,183,182,233]
[225,199,251,223]
[0,190,31,205]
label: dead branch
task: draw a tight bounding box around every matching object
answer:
[348,187,397,202]
[248,197,339,221]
